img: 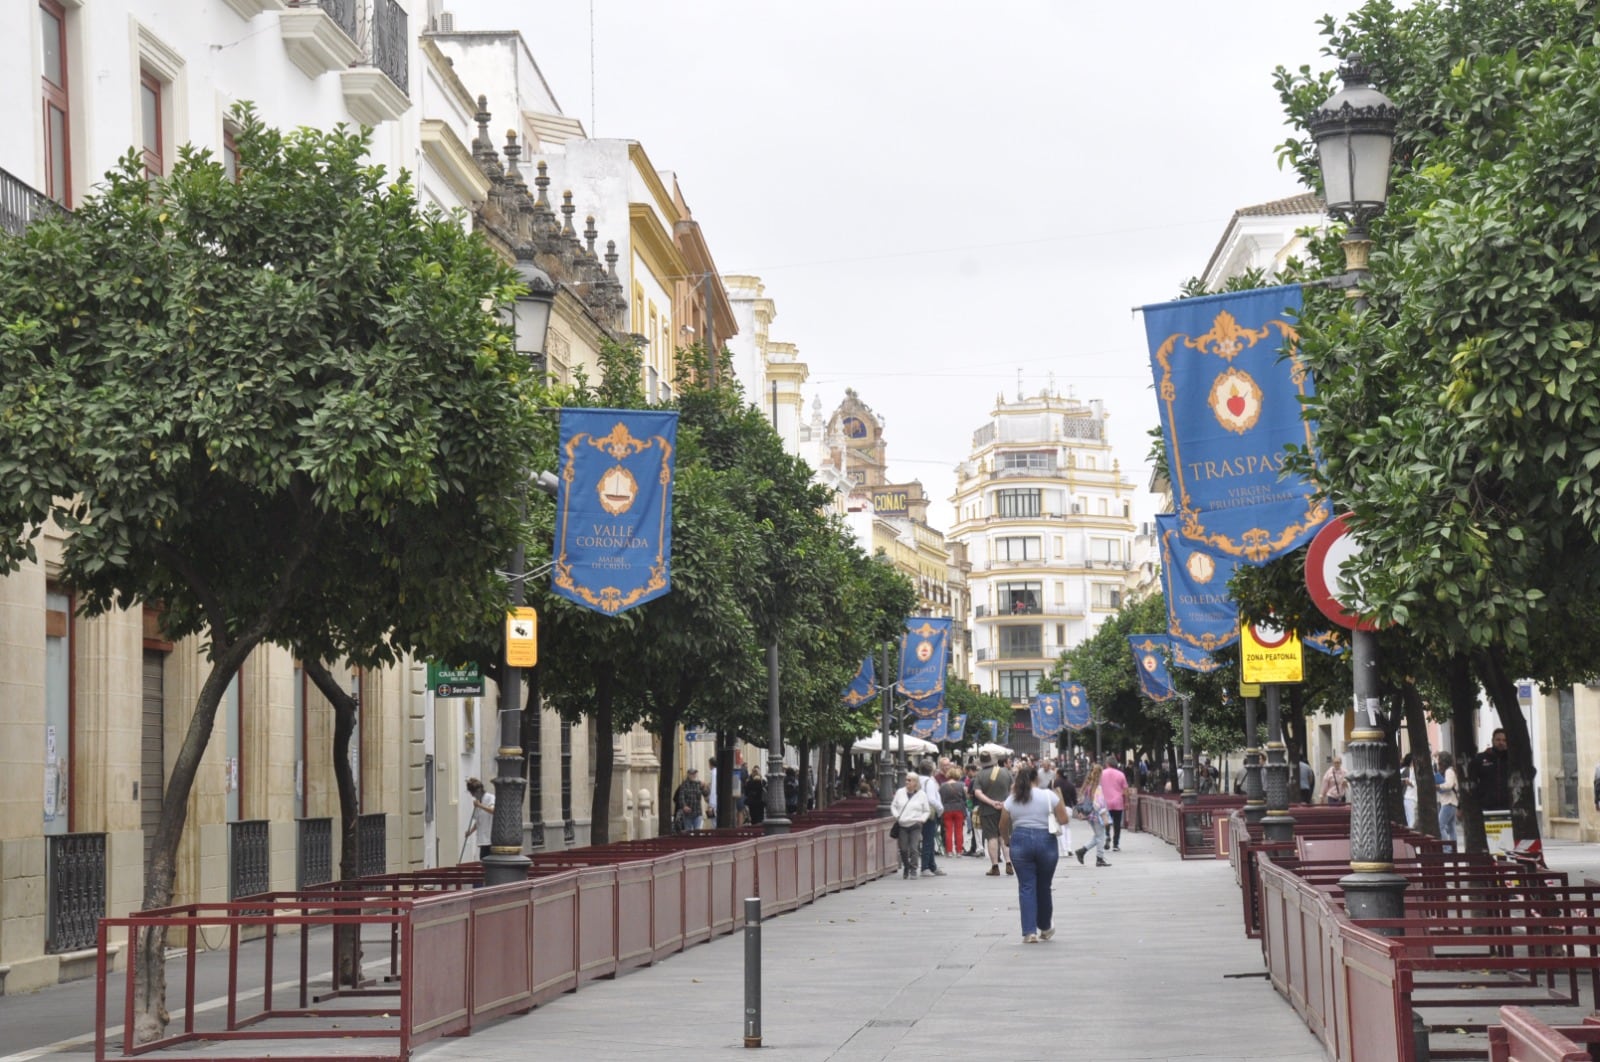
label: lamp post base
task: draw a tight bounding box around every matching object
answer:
[482,851,531,888]
[1243,800,1266,828]
[762,816,791,836]
[1340,870,1408,926]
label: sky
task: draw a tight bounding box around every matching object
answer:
[449,0,1353,529]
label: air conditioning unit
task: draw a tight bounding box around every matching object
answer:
[1071,503,1082,514]
[975,605,988,618]
[436,10,455,30]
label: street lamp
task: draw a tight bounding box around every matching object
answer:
[1308,58,1405,923]
[483,256,556,888]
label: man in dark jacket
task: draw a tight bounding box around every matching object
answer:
[1470,728,1511,812]
[673,769,706,832]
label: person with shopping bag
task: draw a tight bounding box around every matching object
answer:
[999,765,1069,943]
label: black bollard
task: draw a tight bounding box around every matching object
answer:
[743,897,762,1047]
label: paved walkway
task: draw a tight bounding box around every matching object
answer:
[11,831,1596,1061]
[420,824,1322,1062]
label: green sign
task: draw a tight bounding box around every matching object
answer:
[427,662,483,699]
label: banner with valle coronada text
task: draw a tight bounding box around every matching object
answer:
[553,408,678,615]
[1144,286,1328,564]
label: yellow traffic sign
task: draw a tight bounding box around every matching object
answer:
[506,607,538,668]
[1240,681,1262,698]
[1240,617,1302,684]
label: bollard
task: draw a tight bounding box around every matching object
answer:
[743,897,762,1047]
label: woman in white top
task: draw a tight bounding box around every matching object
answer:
[999,766,1069,943]
[890,774,933,878]
[1436,751,1459,853]
[1401,753,1419,828]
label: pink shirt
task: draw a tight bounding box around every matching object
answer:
[1100,766,1128,810]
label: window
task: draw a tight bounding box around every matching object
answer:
[1056,624,1066,644]
[647,365,660,403]
[1054,535,1064,559]
[1098,498,1109,516]
[1092,584,1122,609]
[993,536,1041,562]
[44,587,73,835]
[40,0,70,204]
[139,71,164,176]
[998,669,1042,702]
[1090,537,1119,563]
[222,127,240,181]
[999,451,1052,471]
[1083,455,1096,470]
[996,581,1041,614]
[998,625,1042,659]
[996,488,1041,518]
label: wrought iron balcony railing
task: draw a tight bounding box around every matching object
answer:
[2,166,66,237]
[370,0,408,92]
[297,817,334,888]
[229,820,271,900]
[357,812,386,878]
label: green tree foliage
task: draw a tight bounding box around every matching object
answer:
[0,107,538,1039]
[1272,0,1600,842]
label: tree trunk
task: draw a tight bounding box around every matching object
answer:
[589,670,615,846]
[715,730,736,827]
[1400,679,1438,837]
[1446,654,1487,853]
[303,659,362,989]
[797,740,811,819]
[653,703,685,838]
[1284,686,1308,769]
[1475,647,1541,845]
[133,635,261,1044]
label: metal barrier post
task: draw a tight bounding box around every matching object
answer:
[743,897,762,1047]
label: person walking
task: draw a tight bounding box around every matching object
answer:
[1100,755,1128,851]
[916,759,947,875]
[673,769,706,832]
[1401,753,1419,828]
[1072,764,1112,867]
[1469,728,1511,814]
[974,752,1013,876]
[1053,764,1079,861]
[1000,765,1068,943]
[939,770,967,862]
[891,773,933,878]
[1297,758,1316,804]
[744,767,767,825]
[1437,751,1460,852]
[1320,755,1350,804]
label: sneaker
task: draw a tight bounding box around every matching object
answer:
[986,865,1000,877]
[1005,863,1015,875]
[910,869,920,878]
[1075,848,1086,865]
[931,867,947,876]
[1096,858,1112,867]
[1112,845,1121,852]
[1023,933,1039,944]
[1040,926,1056,941]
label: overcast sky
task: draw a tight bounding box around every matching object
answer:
[449,0,1350,528]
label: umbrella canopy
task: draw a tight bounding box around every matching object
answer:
[850,731,938,755]
[975,741,1014,756]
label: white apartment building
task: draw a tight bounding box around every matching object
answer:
[950,391,1137,707]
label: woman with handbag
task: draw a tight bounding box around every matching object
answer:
[1320,756,1350,804]
[890,773,933,878]
[999,765,1069,943]
[1072,764,1112,867]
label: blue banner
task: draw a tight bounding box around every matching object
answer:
[1156,513,1240,652]
[553,408,678,614]
[842,655,876,708]
[948,713,967,742]
[1305,630,1347,656]
[911,710,948,742]
[897,617,951,698]
[1169,640,1222,673]
[1129,635,1176,702]
[1144,286,1328,563]
[1061,682,1092,731]
[985,719,999,742]
[1030,694,1063,739]
[905,691,945,721]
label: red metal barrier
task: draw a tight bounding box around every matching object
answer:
[91,807,894,1061]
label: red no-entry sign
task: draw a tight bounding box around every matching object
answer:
[1305,513,1380,632]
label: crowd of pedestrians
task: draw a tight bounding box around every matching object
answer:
[888,750,1142,943]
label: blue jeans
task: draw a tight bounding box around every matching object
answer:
[1010,827,1059,937]
[921,818,939,870]
[1438,804,1457,852]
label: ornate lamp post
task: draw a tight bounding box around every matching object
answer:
[1243,695,1266,827]
[484,258,555,888]
[1307,58,1406,922]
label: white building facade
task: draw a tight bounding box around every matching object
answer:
[950,392,1137,708]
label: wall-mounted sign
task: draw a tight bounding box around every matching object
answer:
[872,489,910,516]
[427,662,484,699]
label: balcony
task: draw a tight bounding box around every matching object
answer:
[975,642,1070,666]
[221,0,286,19]
[342,0,411,123]
[2,166,66,236]
[280,0,360,79]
